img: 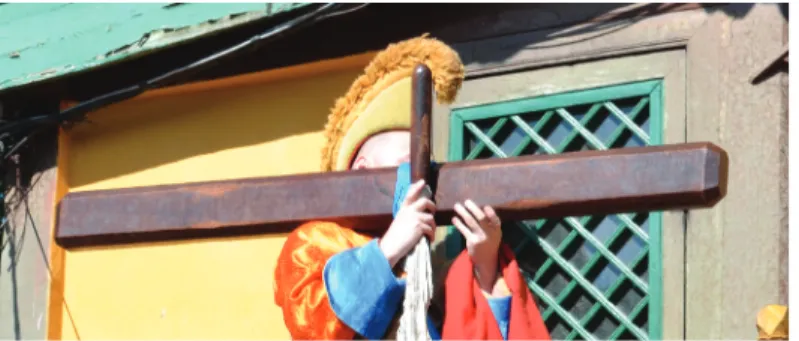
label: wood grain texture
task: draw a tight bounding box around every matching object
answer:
[411,64,433,184]
[55,143,727,248]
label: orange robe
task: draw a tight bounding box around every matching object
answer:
[273,221,550,340]
[273,221,371,339]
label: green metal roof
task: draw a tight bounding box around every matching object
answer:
[0,3,308,92]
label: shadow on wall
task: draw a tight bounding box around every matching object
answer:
[0,2,788,339]
[459,2,781,66]
[34,2,791,189]
[64,66,362,189]
[1,127,59,341]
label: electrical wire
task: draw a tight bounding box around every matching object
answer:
[146,2,338,86]
[315,3,369,21]
[0,3,367,158]
[0,4,367,325]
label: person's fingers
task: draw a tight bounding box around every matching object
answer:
[464,200,487,225]
[420,223,436,241]
[454,202,480,232]
[411,197,436,213]
[402,180,425,207]
[451,216,474,240]
[483,205,500,229]
[422,198,436,213]
[418,212,435,226]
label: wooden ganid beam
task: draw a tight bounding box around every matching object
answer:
[54,61,729,249]
[411,64,432,185]
[55,142,728,248]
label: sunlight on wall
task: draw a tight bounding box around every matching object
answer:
[48,53,372,340]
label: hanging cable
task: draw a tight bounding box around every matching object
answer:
[0,3,368,158]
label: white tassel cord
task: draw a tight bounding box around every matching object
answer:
[397,238,433,341]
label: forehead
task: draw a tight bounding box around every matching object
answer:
[351,130,410,167]
[367,130,410,147]
[357,131,410,163]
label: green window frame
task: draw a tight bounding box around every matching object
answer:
[447,80,664,341]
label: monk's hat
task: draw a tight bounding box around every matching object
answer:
[320,35,465,172]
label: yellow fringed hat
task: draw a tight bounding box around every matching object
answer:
[320,35,465,172]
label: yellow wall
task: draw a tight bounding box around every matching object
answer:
[48,54,373,340]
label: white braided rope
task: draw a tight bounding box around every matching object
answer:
[397,237,433,341]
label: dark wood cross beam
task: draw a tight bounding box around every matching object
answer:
[54,65,729,248]
[410,64,433,190]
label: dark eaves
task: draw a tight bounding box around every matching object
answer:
[0,3,368,160]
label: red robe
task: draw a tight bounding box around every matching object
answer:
[273,221,550,340]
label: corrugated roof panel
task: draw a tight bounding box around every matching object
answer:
[0,3,308,92]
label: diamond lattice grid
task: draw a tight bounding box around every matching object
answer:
[460,95,655,340]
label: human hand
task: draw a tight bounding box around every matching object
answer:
[379,180,437,267]
[452,200,502,291]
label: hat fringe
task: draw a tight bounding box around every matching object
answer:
[320,35,465,172]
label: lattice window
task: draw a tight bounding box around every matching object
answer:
[448,80,664,341]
